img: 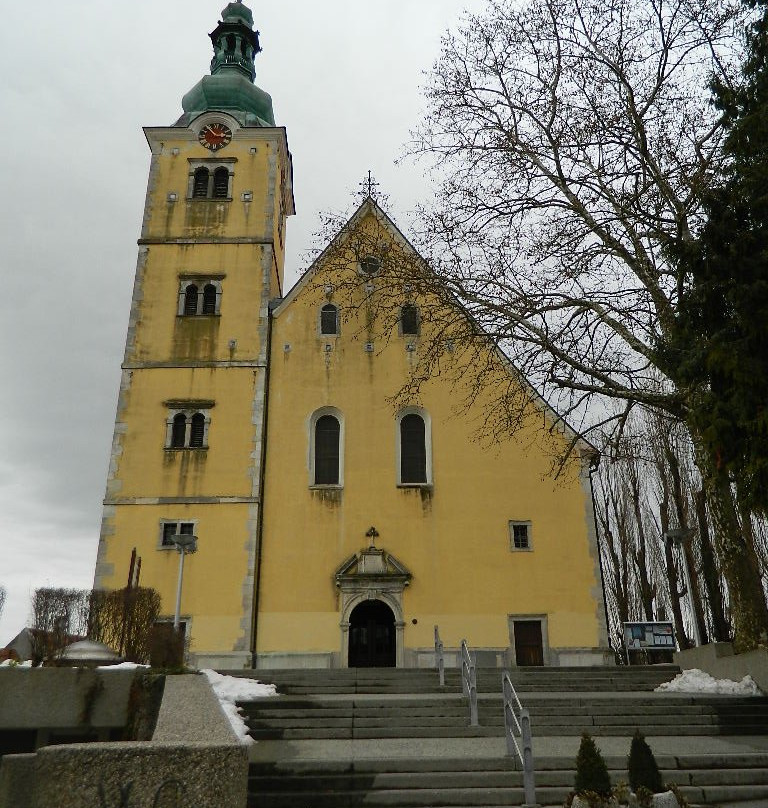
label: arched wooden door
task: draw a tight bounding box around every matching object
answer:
[348,600,396,667]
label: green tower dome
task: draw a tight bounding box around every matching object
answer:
[175,0,275,127]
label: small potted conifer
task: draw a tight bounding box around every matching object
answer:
[627,730,680,807]
[566,732,615,808]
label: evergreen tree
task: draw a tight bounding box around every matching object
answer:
[628,729,664,794]
[574,733,612,798]
[676,0,768,514]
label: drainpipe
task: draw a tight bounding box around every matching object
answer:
[250,298,278,668]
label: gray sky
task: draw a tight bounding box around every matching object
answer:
[0,0,487,644]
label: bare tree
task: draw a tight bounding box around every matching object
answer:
[30,587,161,665]
[0,586,5,623]
[400,0,768,649]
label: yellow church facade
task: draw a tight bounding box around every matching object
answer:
[94,1,611,670]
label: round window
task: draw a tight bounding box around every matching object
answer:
[359,256,381,275]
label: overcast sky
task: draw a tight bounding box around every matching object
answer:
[0,0,490,644]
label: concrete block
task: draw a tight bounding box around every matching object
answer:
[31,742,247,808]
[0,668,135,730]
[0,753,36,808]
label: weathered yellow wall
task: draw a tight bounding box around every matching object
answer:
[258,208,602,659]
[98,504,252,654]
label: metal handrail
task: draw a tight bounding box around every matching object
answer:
[503,671,537,807]
[434,625,445,687]
[460,639,478,726]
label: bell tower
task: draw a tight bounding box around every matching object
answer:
[94,1,294,668]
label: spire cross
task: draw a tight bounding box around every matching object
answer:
[359,171,380,199]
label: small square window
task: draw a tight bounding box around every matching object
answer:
[160,521,196,549]
[509,521,532,551]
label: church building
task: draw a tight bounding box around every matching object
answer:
[93,1,611,670]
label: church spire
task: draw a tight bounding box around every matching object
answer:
[176,0,275,127]
[209,1,262,83]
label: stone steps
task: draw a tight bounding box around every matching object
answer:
[247,755,768,808]
[233,665,768,806]
[242,693,768,738]
[225,665,682,695]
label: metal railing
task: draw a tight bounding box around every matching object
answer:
[434,625,445,687]
[502,671,537,807]
[460,639,479,726]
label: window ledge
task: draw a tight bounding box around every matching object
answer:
[164,447,209,452]
[187,197,232,203]
[176,314,221,318]
[309,484,343,490]
[510,547,534,553]
[397,483,432,490]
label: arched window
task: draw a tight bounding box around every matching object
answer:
[401,304,419,336]
[202,284,217,315]
[183,284,199,315]
[171,413,187,448]
[225,34,236,52]
[320,304,339,336]
[189,413,206,448]
[399,413,427,484]
[213,167,229,198]
[192,168,209,198]
[314,414,340,485]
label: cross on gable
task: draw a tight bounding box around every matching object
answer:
[359,170,380,200]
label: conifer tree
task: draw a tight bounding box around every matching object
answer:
[628,729,664,795]
[676,0,768,513]
[574,733,612,798]
[670,0,768,648]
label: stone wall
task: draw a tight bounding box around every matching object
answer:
[675,643,768,693]
[0,674,247,808]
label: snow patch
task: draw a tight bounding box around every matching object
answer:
[656,668,762,695]
[0,660,32,668]
[201,669,277,744]
[96,662,150,670]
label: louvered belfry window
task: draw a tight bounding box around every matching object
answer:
[213,167,229,198]
[202,284,217,314]
[320,304,338,335]
[171,413,187,448]
[184,285,199,315]
[400,414,427,483]
[401,304,419,335]
[314,415,340,484]
[189,413,206,448]
[192,168,209,198]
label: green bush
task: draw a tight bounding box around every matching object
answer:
[628,729,664,794]
[574,733,612,797]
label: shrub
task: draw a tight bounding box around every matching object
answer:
[574,733,612,797]
[628,729,664,795]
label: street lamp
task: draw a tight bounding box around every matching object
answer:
[171,533,198,632]
[664,528,701,647]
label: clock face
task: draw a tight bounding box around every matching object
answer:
[198,123,232,151]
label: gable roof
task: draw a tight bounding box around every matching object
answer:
[274,196,599,462]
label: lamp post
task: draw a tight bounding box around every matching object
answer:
[664,528,701,647]
[171,533,198,632]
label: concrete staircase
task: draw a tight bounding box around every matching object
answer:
[223,667,768,807]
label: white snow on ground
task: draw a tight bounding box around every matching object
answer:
[201,668,277,744]
[96,662,150,670]
[656,668,763,695]
[0,659,32,668]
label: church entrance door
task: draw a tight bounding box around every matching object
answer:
[348,600,396,667]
